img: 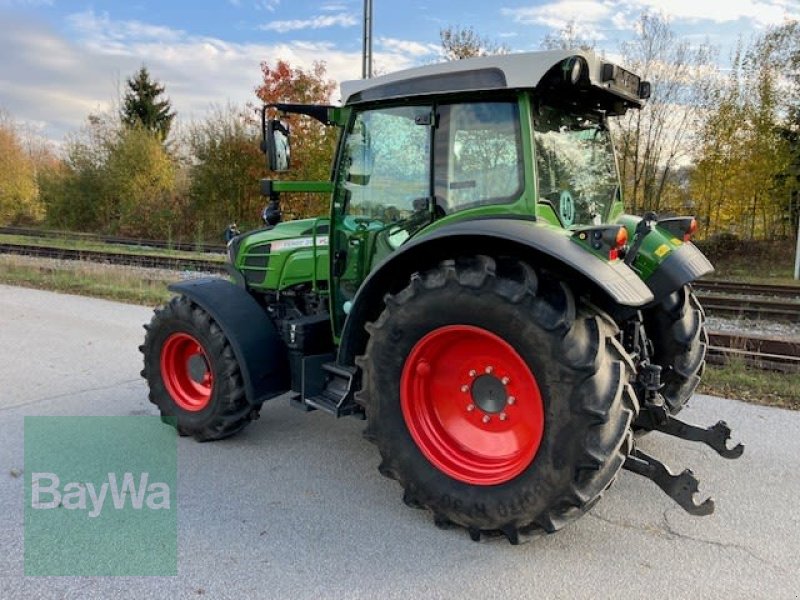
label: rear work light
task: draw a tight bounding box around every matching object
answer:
[573,225,629,261]
[657,217,698,242]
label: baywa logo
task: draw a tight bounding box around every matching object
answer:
[24,416,177,576]
[31,472,171,518]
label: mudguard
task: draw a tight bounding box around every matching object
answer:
[644,242,714,301]
[337,217,654,365]
[168,278,290,405]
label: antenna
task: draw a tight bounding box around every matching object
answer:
[362,0,373,79]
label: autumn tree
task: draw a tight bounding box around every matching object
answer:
[255,60,338,218]
[439,25,509,60]
[121,66,176,141]
[691,25,798,239]
[614,13,717,217]
[0,112,42,224]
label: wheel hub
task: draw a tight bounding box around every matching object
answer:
[470,374,507,414]
[187,354,209,383]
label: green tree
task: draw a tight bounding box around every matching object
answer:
[105,126,176,236]
[186,105,265,232]
[42,111,178,237]
[121,66,176,140]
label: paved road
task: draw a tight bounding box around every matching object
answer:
[0,284,798,599]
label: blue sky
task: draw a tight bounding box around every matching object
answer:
[0,0,797,143]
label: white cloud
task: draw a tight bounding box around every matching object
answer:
[0,11,424,144]
[503,1,613,29]
[377,37,440,57]
[255,0,280,11]
[623,0,799,26]
[502,1,614,40]
[260,13,357,32]
[502,0,798,35]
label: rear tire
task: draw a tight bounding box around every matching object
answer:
[140,296,257,441]
[357,256,637,542]
[643,286,707,415]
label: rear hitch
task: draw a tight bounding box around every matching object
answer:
[623,448,715,516]
[635,411,745,459]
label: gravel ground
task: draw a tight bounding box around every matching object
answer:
[705,315,800,340]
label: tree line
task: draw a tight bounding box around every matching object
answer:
[0,15,798,242]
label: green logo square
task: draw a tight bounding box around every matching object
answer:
[24,416,177,576]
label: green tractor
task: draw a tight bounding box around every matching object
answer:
[141,50,743,543]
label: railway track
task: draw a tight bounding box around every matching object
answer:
[0,226,227,254]
[694,293,800,322]
[694,280,800,299]
[706,331,800,373]
[0,243,226,273]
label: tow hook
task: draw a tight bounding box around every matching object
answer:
[623,447,715,516]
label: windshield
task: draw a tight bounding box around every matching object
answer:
[533,108,619,227]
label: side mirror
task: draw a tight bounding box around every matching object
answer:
[262,114,291,172]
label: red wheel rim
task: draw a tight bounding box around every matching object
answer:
[160,332,214,412]
[400,325,544,485]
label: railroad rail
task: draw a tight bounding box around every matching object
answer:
[0,225,227,254]
[0,243,226,273]
[707,331,800,374]
[694,280,800,299]
[694,293,800,323]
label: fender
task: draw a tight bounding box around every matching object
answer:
[644,241,714,302]
[337,217,654,365]
[168,278,289,405]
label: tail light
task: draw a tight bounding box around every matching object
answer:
[657,217,698,242]
[573,225,629,261]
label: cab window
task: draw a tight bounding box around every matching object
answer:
[434,101,523,214]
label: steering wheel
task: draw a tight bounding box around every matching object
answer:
[344,215,384,230]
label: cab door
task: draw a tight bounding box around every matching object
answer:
[330,104,434,336]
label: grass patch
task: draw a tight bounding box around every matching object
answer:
[700,359,800,410]
[0,233,224,262]
[698,239,799,285]
[0,255,175,305]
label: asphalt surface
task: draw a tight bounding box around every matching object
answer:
[0,284,798,599]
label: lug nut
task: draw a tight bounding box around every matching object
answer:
[469,369,477,377]
[507,396,516,405]
[499,412,508,421]
[461,385,469,393]
[467,404,475,412]
[482,415,491,424]
[501,376,510,385]
[485,366,494,374]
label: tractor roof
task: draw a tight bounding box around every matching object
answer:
[340,49,648,114]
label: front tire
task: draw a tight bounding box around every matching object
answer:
[141,296,256,441]
[357,256,637,542]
